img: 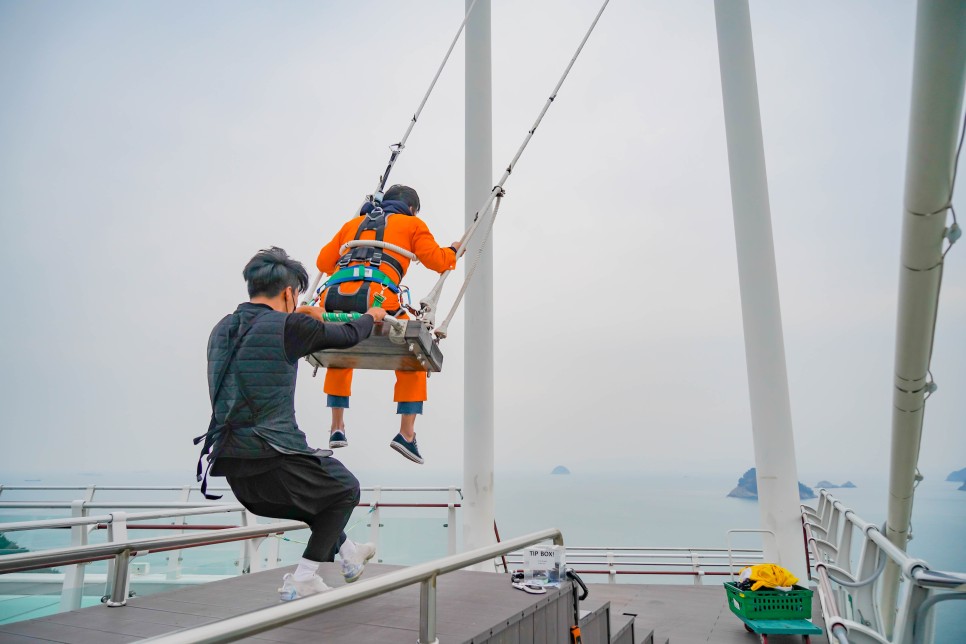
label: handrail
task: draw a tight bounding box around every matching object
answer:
[802,490,966,644]
[511,550,762,558]
[505,544,764,584]
[0,505,246,532]
[0,485,461,494]
[802,514,850,644]
[0,502,238,510]
[0,500,460,512]
[0,485,466,612]
[542,545,763,553]
[0,520,306,574]
[141,528,564,644]
[0,501,461,532]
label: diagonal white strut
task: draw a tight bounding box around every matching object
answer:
[881,0,966,636]
[714,0,806,581]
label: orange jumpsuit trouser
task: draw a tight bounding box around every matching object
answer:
[321,282,427,407]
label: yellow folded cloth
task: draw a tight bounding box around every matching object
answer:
[739,563,799,591]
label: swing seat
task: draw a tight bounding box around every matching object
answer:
[307,319,443,372]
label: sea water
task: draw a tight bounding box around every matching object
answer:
[1,469,963,638]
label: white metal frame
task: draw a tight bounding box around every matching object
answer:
[505,545,765,585]
[883,0,966,632]
[803,490,966,644]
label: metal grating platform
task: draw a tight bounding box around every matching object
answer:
[0,570,831,644]
[307,319,443,372]
[0,565,593,644]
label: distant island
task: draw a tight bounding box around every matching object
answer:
[551,465,570,475]
[728,468,816,500]
[0,534,27,555]
[960,481,966,492]
[816,480,857,489]
[946,467,966,483]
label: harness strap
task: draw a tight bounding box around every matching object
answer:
[324,282,372,316]
[193,309,269,499]
[336,208,407,280]
[372,251,404,279]
[324,266,400,294]
[339,208,387,268]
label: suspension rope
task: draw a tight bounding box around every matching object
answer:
[421,0,611,328]
[301,1,479,307]
[435,190,504,338]
[373,0,480,198]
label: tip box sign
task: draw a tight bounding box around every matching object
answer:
[523,545,565,587]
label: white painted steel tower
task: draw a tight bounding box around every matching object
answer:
[462,0,497,560]
[714,0,807,580]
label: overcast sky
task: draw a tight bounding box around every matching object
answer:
[0,1,962,489]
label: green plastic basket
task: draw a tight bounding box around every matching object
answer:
[724,581,813,620]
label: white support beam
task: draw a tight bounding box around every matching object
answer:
[714,0,806,581]
[462,0,496,564]
[882,0,966,634]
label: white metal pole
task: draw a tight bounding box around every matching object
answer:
[714,0,806,581]
[462,0,496,563]
[881,0,966,634]
[59,500,88,611]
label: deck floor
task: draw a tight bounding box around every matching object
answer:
[0,567,829,644]
[587,582,829,644]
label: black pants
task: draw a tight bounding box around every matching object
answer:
[227,454,360,562]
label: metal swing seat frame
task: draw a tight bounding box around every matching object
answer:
[306,315,444,373]
[302,0,601,377]
[305,238,445,373]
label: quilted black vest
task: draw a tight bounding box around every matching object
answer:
[206,304,315,460]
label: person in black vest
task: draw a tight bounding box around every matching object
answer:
[200,246,387,600]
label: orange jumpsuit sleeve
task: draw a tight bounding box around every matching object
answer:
[410,216,457,273]
[316,220,355,274]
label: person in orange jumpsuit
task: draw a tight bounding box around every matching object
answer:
[314,184,460,464]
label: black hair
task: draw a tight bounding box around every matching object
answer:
[242,247,309,298]
[384,184,420,214]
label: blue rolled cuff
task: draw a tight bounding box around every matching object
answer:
[396,401,424,415]
[327,395,350,409]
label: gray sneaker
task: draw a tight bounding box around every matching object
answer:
[278,573,331,601]
[341,541,377,583]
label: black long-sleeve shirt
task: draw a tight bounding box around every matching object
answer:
[280,304,374,363]
[210,303,374,478]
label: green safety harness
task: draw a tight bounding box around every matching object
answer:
[320,293,386,322]
[321,204,406,315]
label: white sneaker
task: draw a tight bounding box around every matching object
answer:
[341,541,377,583]
[278,572,332,601]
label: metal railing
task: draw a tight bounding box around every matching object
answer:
[802,490,966,644]
[504,545,765,584]
[139,528,564,644]
[0,485,461,540]
[0,484,463,614]
[0,516,306,608]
